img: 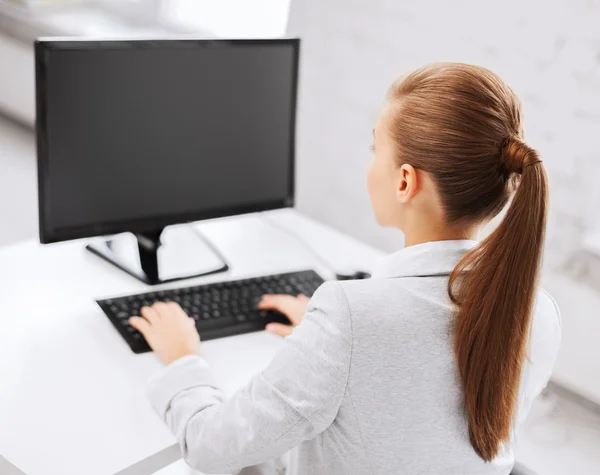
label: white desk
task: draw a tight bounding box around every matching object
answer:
[0,210,383,475]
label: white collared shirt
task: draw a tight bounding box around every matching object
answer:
[147,240,561,475]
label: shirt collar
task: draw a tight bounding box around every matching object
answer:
[371,239,480,279]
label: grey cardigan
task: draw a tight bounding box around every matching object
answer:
[146,240,561,475]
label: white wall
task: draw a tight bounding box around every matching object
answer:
[0,32,35,125]
[162,0,291,37]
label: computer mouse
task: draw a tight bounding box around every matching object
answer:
[335,270,372,281]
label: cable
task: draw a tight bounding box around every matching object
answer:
[259,213,339,273]
[192,226,230,269]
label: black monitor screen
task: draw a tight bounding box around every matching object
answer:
[36,39,298,243]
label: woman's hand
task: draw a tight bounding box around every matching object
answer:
[129,302,200,365]
[258,294,310,337]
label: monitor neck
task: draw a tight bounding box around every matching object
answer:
[135,230,163,285]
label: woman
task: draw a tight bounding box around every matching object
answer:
[130,63,561,474]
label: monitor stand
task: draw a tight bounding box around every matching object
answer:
[85,224,229,285]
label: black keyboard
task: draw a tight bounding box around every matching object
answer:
[96,270,325,353]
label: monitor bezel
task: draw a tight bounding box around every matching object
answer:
[35,37,299,244]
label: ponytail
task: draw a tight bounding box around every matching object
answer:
[448,136,548,461]
[386,63,550,460]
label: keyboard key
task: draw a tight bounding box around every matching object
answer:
[249,311,262,321]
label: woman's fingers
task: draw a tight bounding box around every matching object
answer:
[265,322,294,337]
[259,294,309,328]
[129,316,151,337]
[151,301,172,319]
[142,301,190,323]
[130,301,200,364]
[140,305,160,323]
[258,294,297,312]
[167,301,190,319]
[257,294,284,309]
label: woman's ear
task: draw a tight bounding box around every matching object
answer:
[396,164,419,203]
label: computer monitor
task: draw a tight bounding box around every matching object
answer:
[35,38,299,284]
